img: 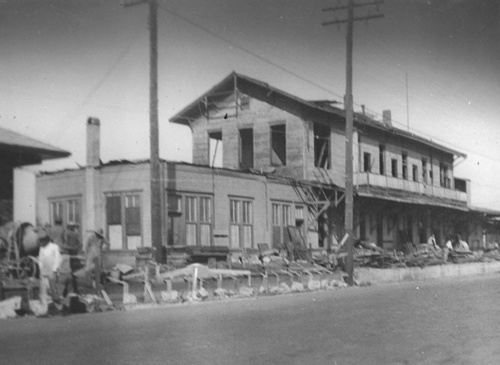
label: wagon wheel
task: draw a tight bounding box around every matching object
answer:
[12,257,38,279]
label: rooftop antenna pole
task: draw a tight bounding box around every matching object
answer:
[123,0,165,264]
[323,0,384,286]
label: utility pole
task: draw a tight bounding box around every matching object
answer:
[323,0,383,285]
[406,72,410,131]
[123,0,165,264]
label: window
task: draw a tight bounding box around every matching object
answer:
[422,159,428,183]
[167,193,212,247]
[379,145,385,175]
[295,205,304,221]
[412,165,418,182]
[402,152,408,179]
[199,197,212,246]
[106,196,121,225]
[272,202,293,248]
[230,198,253,248]
[271,124,286,166]
[106,193,142,250]
[50,201,64,225]
[186,196,197,245]
[439,163,450,188]
[66,200,80,226]
[50,198,82,228]
[125,195,141,236]
[391,158,398,178]
[167,195,181,213]
[314,123,331,168]
[209,131,223,168]
[239,128,254,170]
[363,152,372,173]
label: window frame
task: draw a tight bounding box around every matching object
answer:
[229,197,254,249]
[270,124,287,166]
[402,152,408,180]
[363,152,372,173]
[105,191,143,250]
[379,144,386,175]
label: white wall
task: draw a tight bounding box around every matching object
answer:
[13,168,36,223]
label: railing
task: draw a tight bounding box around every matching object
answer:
[355,172,468,202]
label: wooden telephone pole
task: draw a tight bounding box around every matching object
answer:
[323,0,383,285]
[123,0,164,263]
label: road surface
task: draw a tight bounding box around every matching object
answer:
[2,273,500,364]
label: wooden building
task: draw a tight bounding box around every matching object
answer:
[35,73,498,266]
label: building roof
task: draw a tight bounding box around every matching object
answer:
[0,126,70,165]
[469,206,500,217]
[170,71,466,158]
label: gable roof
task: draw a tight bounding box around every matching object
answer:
[170,71,466,158]
[0,126,70,165]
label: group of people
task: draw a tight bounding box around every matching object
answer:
[37,219,109,308]
[427,233,470,252]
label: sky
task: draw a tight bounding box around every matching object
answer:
[1,0,499,210]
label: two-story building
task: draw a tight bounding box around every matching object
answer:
[35,72,495,266]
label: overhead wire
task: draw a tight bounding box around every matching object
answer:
[157,4,345,101]
[157,3,500,166]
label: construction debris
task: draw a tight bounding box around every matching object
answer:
[0,296,21,319]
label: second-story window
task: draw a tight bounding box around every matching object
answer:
[271,124,286,166]
[439,163,450,188]
[363,152,372,173]
[314,123,331,169]
[422,158,428,183]
[412,164,418,182]
[239,128,253,170]
[402,152,408,179]
[391,158,398,178]
[208,131,223,168]
[379,144,385,175]
[430,157,434,184]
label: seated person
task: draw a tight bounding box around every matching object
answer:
[454,235,470,251]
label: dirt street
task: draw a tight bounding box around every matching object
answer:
[2,274,500,364]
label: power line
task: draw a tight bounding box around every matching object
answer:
[157,4,345,101]
[158,3,500,164]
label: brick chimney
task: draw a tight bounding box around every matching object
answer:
[382,110,392,127]
[86,117,101,168]
[85,117,101,233]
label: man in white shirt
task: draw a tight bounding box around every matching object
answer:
[38,230,62,306]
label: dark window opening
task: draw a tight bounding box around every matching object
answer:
[422,159,428,183]
[208,131,223,167]
[314,123,331,168]
[363,152,372,172]
[271,125,286,166]
[439,163,450,188]
[125,195,141,236]
[402,153,408,179]
[106,196,121,225]
[379,145,385,175]
[455,179,467,193]
[412,165,418,182]
[239,128,253,170]
[391,158,398,178]
[429,157,434,184]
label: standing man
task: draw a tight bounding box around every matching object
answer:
[38,230,62,307]
[49,217,66,253]
[75,229,109,289]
